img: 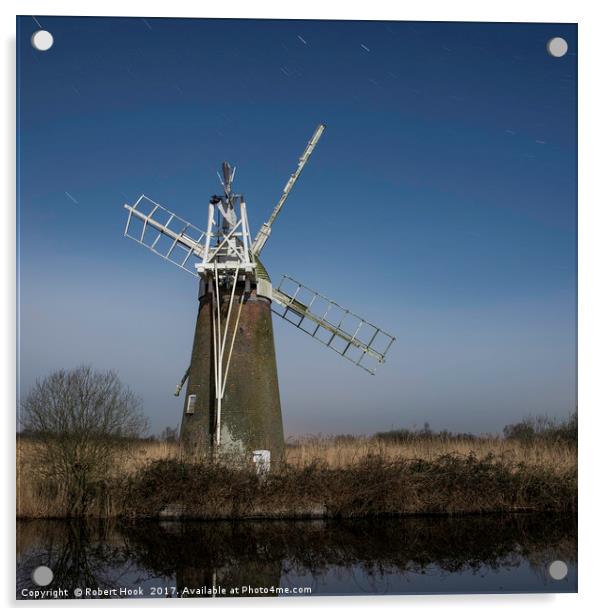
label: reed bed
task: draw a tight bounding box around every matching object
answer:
[284,434,576,472]
[16,433,577,519]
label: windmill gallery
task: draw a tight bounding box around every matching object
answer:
[123,125,395,465]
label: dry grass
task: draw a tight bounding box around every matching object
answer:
[17,434,577,519]
[284,434,577,472]
[17,438,180,518]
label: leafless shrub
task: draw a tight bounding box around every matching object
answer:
[19,366,148,516]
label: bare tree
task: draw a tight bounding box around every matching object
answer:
[20,366,148,516]
[159,426,179,442]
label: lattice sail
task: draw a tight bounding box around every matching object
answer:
[252,124,326,256]
[271,275,395,374]
[123,195,206,275]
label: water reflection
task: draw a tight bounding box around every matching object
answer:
[17,514,577,598]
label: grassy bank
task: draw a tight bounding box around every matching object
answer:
[17,432,577,519]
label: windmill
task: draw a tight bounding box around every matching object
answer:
[123,124,395,464]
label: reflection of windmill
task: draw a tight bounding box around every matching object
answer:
[123,125,395,463]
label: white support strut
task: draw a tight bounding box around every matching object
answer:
[211,265,244,455]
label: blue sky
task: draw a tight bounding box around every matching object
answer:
[17,16,577,435]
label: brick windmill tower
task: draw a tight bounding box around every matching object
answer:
[123,125,394,464]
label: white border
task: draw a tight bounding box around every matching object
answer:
[3,1,600,613]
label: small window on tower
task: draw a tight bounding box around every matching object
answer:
[186,394,197,415]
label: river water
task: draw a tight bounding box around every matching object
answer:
[17,514,576,599]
